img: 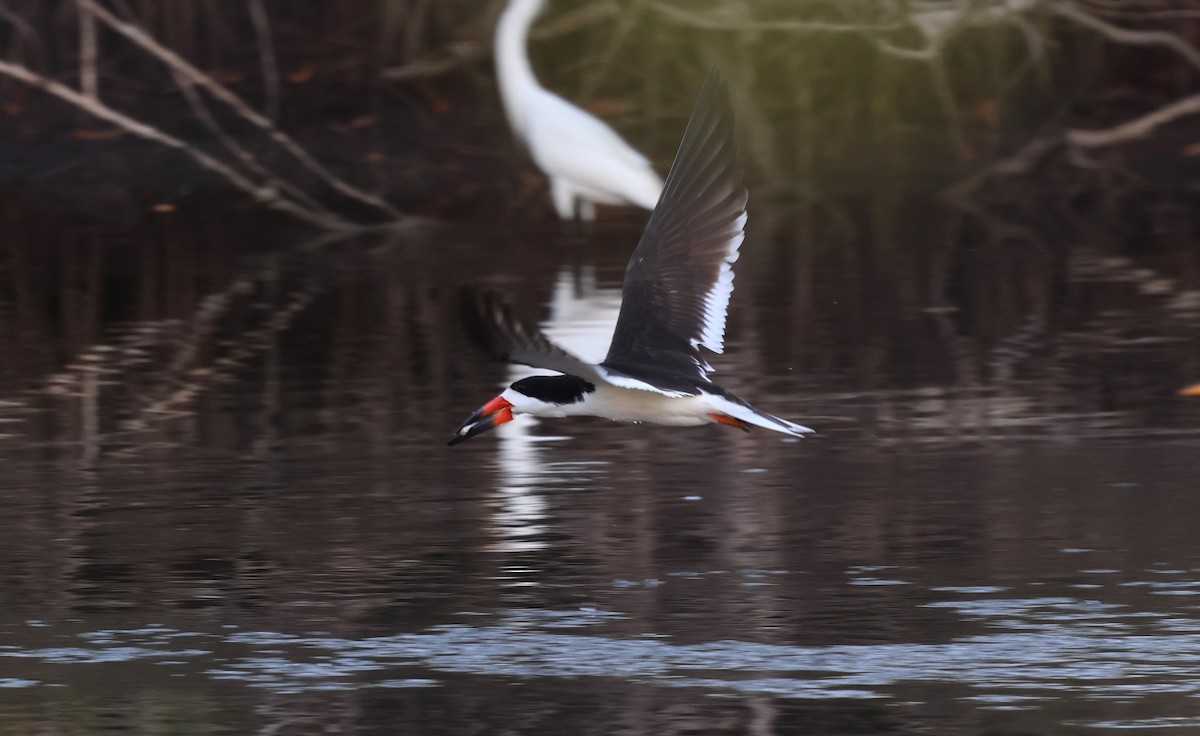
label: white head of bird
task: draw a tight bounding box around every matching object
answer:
[448,375,597,445]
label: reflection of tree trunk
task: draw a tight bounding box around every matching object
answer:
[81,366,98,465]
[255,256,282,455]
[60,230,101,352]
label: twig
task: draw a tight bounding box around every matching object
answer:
[1067,90,1200,147]
[380,41,482,81]
[876,0,1045,60]
[945,134,1064,200]
[579,0,644,100]
[929,54,969,157]
[0,0,43,63]
[1051,1,1200,73]
[648,2,905,33]
[78,0,405,221]
[379,2,621,83]
[77,0,98,98]
[402,0,433,64]
[1076,0,1200,22]
[530,1,621,38]
[247,0,279,122]
[874,38,941,60]
[171,70,332,217]
[0,58,357,231]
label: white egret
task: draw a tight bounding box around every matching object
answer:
[494,0,663,220]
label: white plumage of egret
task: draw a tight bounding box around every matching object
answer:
[494,0,663,220]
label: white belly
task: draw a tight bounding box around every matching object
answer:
[557,385,714,426]
[501,381,813,437]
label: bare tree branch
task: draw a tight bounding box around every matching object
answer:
[79,0,404,221]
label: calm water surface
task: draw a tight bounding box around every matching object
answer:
[1,201,1200,735]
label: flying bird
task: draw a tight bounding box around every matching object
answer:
[449,72,813,446]
[494,0,663,220]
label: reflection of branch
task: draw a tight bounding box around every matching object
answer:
[79,0,404,222]
[0,58,355,231]
[128,279,322,428]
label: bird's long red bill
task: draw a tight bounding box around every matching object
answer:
[447,396,514,446]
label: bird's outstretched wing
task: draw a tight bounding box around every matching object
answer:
[601,70,747,391]
[459,287,600,380]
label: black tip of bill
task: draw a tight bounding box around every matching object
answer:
[446,409,498,447]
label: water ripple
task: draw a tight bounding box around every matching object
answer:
[5,594,1200,707]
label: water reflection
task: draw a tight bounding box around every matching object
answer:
[0,195,1199,735]
[7,579,1200,727]
[489,266,620,554]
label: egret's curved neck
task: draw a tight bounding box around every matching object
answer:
[495,0,545,137]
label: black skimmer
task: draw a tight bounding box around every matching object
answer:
[495,0,662,220]
[449,72,813,446]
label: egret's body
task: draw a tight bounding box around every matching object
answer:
[495,0,663,220]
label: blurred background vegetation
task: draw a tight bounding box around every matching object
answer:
[1,0,1198,448]
[3,0,1200,219]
